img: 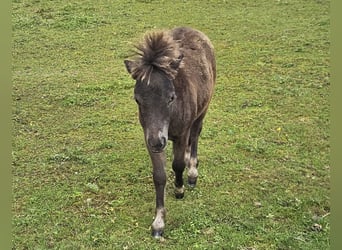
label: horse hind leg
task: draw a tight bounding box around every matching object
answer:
[185,138,198,187]
[188,158,199,187]
[188,148,199,187]
[187,118,204,187]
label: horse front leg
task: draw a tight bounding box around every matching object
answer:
[149,151,167,238]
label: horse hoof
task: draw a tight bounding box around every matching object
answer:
[175,192,184,199]
[152,229,163,238]
[188,178,197,188]
[174,185,184,199]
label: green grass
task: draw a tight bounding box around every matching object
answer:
[12,0,330,249]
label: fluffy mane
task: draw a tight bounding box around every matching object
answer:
[126,31,183,83]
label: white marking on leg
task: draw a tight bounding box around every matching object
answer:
[152,208,166,233]
[188,157,198,179]
[174,185,185,196]
[184,150,191,167]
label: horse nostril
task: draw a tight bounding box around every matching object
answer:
[160,136,167,149]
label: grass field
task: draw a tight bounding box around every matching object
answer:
[12,0,330,249]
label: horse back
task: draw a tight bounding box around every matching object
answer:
[171,27,216,121]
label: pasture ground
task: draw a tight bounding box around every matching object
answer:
[12,0,330,249]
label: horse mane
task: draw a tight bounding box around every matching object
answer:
[128,31,183,83]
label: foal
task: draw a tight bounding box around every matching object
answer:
[124,27,216,237]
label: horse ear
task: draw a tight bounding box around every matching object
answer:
[170,54,184,70]
[124,60,135,75]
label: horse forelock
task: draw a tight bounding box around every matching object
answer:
[130,31,182,84]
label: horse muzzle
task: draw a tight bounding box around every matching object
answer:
[147,135,167,153]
